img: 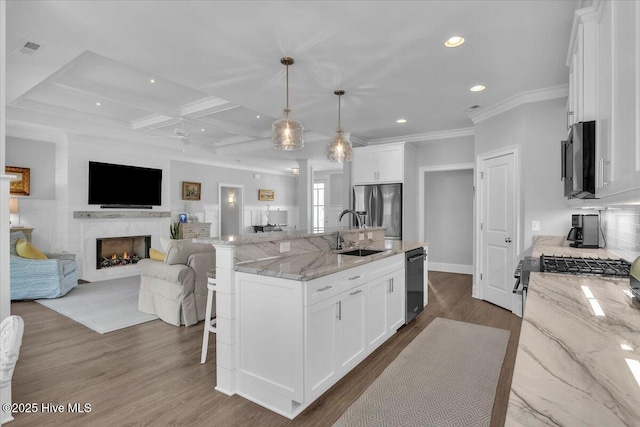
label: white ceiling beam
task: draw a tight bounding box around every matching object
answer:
[53,75,183,118]
[10,98,131,129]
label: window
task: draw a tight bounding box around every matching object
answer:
[313,182,325,232]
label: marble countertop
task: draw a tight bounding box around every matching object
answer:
[200,226,387,246]
[234,240,427,281]
[506,239,640,426]
[531,235,625,259]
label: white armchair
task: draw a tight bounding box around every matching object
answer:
[137,240,215,327]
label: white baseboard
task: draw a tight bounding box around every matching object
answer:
[429,262,473,275]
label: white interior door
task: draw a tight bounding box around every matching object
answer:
[480,153,516,311]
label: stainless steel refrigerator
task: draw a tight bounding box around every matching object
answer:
[353,183,402,239]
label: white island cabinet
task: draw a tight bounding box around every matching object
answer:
[234,253,405,418]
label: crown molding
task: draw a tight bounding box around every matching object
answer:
[468,85,569,124]
[367,126,475,145]
[348,134,368,147]
[566,0,605,66]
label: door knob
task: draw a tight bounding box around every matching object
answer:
[505,237,512,243]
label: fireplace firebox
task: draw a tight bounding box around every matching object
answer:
[96,235,151,269]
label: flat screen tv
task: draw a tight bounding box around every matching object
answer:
[88,161,162,208]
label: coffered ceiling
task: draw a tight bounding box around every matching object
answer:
[5,0,580,172]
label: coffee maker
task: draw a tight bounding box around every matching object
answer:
[567,214,600,248]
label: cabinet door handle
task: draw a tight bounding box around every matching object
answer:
[391,279,394,293]
[317,285,332,292]
[350,289,362,296]
[337,301,342,320]
[349,275,361,281]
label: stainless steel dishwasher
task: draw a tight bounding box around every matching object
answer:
[406,248,426,324]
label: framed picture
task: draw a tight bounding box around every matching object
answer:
[258,189,275,201]
[6,166,30,196]
[182,181,201,201]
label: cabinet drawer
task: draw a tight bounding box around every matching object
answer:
[305,267,367,306]
[306,280,339,306]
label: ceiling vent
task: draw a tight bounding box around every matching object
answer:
[463,105,481,112]
[15,40,42,55]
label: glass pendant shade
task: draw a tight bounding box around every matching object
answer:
[328,129,353,162]
[272,57,304,150]
[272,109,304,150]
[328,89,352,163]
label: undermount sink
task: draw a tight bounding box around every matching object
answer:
[339,249,384,257]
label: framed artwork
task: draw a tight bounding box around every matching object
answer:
[258,189,275,201]
[6,166,30,196]
[182,181,201,201]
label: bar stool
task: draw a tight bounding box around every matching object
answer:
[200,273,217,364]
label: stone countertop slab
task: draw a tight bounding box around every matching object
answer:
[233,240,427,281]
[532,235,624,259]
[506,237,640,426]
[199,226,387,246]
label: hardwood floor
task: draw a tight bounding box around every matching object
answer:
[8,272,521,426]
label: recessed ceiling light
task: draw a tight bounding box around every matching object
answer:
[470,85,486,92]
[95,102,101,106]
[150,78,155,84]
[256,115,260,119]
[396,119,407,124]
[201,128,205,132]
[445,36,465,48]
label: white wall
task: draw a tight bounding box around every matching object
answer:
[475,97,580,250]
[424,169,473,272]
[171,160,299,234]
[415,135,475,166]
[414,135,475,271]
[6,137,58,252]
[6,136,56,199]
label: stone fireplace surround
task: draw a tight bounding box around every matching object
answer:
[75,211,170,282]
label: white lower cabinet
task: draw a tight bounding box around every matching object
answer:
[366,270,405,351]
[237,254,406,418]
[336,284,367,373]
[386,271,406,333]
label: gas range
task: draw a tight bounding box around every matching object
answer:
[513,254,631,315]
[539,255,631,277]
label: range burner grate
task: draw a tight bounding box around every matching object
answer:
[540,255,631,277]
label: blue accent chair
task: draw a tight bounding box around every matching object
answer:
[10,231,78,300]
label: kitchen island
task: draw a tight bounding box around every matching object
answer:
[506,237,640,426]
[204,228,428,419]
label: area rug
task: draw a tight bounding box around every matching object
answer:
[36,275,158,334]
[333,318,510,427]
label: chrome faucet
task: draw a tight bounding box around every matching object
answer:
[337,209,362,250]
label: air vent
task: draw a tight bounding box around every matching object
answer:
[15,40,42,55]
[463,105,481,112]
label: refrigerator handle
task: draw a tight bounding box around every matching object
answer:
[375,185,383,227]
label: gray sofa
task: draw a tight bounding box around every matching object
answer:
[137,240,215,327]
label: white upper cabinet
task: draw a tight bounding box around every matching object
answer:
[352,144,404,184]
[570,0,640,202]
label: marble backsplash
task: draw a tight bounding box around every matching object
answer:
[230,228,386,263]
[601,208,640,262]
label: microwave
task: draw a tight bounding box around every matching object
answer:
[561,121,596,199]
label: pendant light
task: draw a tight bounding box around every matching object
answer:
[328,90,353,162]
[272,57,304,150]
